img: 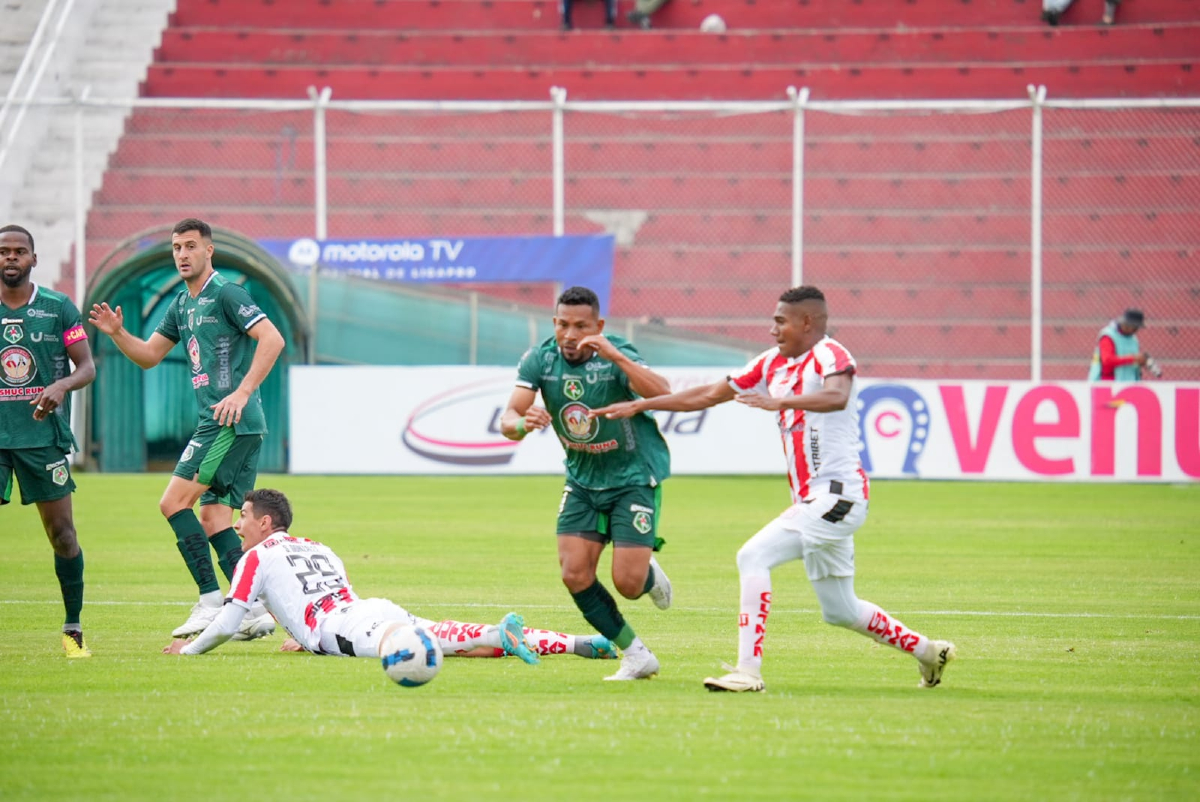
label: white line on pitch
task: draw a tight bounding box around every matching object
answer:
[1,600,1197,620]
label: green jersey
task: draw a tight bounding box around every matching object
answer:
[155,271,269,435]
[0,284,86,451]
[516,334,670,490]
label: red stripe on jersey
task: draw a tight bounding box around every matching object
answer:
[732,351,769,391]
[859,468,870,500]
[824,340,854,373]
[231,549,260,603]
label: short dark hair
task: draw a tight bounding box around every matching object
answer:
[0,224,35,252]
[557,286,601,314]
[244,488,293,531]
[172,218,212,239]
[779,286,825,305]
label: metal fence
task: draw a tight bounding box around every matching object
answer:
[11,88,1200,380]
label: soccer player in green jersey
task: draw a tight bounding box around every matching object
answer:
[500,286,674,680]
[0,224,96,657]
[89,218,285,640]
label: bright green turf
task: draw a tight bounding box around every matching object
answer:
[2,475,1197,800]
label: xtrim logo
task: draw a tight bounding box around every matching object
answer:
[400,378,524,466]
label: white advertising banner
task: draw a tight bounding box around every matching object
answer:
[290,366,1200,483]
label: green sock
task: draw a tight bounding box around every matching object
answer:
[54,550,85,626]
[642,568,656,596]
[570,581,636,648]
[209,527,243,582]
[168,510,220,594]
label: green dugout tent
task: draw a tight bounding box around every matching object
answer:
[83,227,308,473]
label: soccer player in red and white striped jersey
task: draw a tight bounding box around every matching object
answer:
[592,286,956,692]
[164,489,617,664]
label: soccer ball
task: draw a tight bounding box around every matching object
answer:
[699,14,727,33]
[379,624,443,687]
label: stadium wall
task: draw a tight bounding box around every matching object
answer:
[290,366,1200,483]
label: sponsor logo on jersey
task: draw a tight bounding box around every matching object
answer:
[187,335,202,373]
[1,345,36,386]
[238,304,262,318]
[188,309,195,329]
[26,309,55,319]
[0,384,44,399]
[632,510,652,534]
[564,379,584,400]
[560,402,598,442]
[197,297,216,306]
[191,374,210,389]
[3,324,22,344]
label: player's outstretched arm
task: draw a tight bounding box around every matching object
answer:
[593,379,736,419]
[738,371,853,413]
[164,604,248,655]
[88,303,175,369]
[500,386,551,440]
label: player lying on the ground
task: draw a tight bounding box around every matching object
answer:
[163,488,616,663]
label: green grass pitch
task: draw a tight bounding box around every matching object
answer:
[2,475,1197,800]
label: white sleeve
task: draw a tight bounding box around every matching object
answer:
[180,603,248,655]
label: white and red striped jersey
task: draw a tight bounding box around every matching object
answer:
[228,532,360,652]
[728,336,869,504]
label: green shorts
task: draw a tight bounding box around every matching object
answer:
[556,480,664,550]
[0,446,75,506]
[173,425,263,509]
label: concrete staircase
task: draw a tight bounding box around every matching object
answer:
[0,0,175,293]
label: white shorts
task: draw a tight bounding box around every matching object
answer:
[753,493,868,581]
[314,598,435,659]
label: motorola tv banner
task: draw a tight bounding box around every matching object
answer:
[290,366,1200,482]
[259,235,615,313]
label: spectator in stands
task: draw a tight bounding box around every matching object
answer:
[1043,0,1119,26]
[1088,308,1159,381]
[560,0,617,30]
[627,0,670,30]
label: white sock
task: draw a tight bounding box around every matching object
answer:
[427,619,501,655]
[626,636,648,655]
[736,573,771,675]
[198,591,223,608]
[522,628,573,656]
[850,600,929,659]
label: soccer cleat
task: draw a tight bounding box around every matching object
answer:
[62,630,91,659]
[171,601,221,638]
[499,613,540,665]
[603,646,659,680]
[704,663,765,693]
[646,556,672,610]
[586,635,619,660]
[232,611,276,641]
[918,640,957,688]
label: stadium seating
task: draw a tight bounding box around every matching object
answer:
[78,0,1200,379]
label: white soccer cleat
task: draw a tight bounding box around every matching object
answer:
[171,601,221,638]
[918,640,956,688]
[703,663,765,693]
[232,611,276,641]
[603,646,659,681]
[647,556,672,610]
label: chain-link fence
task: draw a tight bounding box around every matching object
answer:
[10,92,1200,380]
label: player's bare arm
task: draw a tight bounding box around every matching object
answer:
[736,371,854,413]
[88,302,175,369]
[31,338,95,421]
[211,317,285,427]
[576,334,671,399]
[501,386,551,440]
[593,380,737,419]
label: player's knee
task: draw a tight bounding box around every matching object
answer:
[736,543,766,574]
[45,522,79,557]
[819,603,858,628]
[612,574,643,600]
[560,566,595,594]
